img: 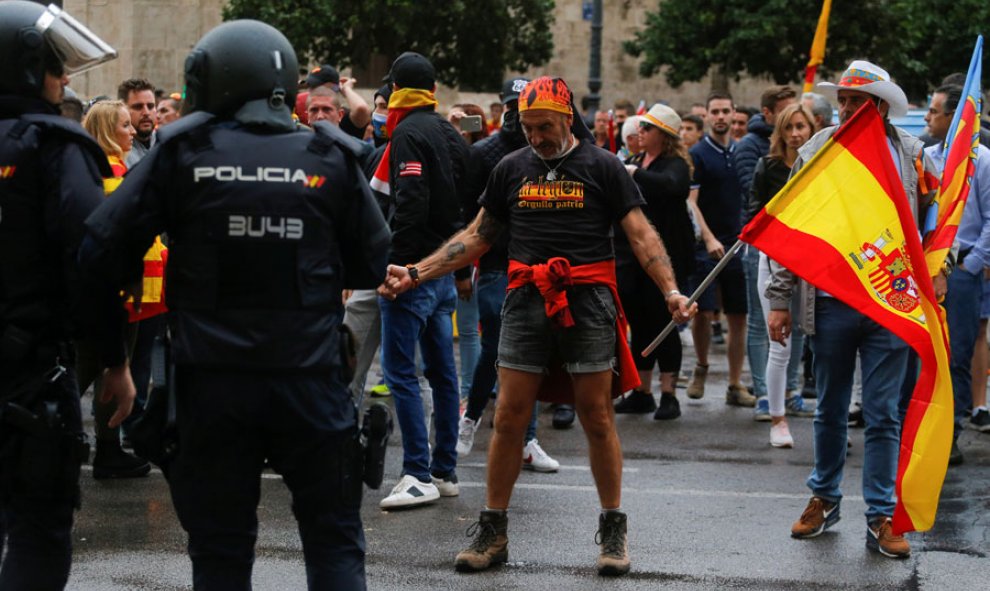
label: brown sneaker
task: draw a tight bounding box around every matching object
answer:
[726,384,757,407]
[866,517,911,558]
[596,510,630,576]
[455,510,509,572]
[791,496,841,538]
[686,364,708,399]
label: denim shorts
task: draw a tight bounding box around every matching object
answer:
[498,283,616,374]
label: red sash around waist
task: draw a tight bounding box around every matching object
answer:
[506,257,640,402]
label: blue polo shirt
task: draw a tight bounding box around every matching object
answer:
[690,134,741,243]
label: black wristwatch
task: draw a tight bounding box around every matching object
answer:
[405,265,421,287]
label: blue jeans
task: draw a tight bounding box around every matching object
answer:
[945,264,983,432]
[379,275,459,482]
[456,284,480,400]
[744,245,768,398]
[464,271,538,442]
[808,297,908,521]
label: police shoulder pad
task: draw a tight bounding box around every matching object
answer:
[310,120,372,162]
[154,111,216,146]
[18,114,113,178]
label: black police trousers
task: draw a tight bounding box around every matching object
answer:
[167,367,365,591]
[0,366,82,591]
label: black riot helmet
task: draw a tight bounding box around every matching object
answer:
[184,20,298,129]
[0,1,116,97]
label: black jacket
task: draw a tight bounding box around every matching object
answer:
[747,156,791,223]
[387,108,470,269]
[0,95,124,372]
[733,114,773,197]
[616,153,695,285]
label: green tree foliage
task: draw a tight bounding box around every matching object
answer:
[222,0,555,91]
[624,0,988,101]
[888,0,990,99]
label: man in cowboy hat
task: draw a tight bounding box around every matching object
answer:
[765,60,942,559]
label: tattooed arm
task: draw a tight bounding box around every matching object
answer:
[378,208,504,298]
[619,206,697,320]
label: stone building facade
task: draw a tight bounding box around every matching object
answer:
[65,0,775,113]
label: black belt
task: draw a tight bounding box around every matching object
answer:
[959,247,973,268]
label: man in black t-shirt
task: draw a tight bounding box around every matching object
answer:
[379,76,695,578]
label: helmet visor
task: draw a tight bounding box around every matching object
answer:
[35,4,117,75]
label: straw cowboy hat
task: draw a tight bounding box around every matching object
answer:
[818,60,909,118]
[641,104,681,138]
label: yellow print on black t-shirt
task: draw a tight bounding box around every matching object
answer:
[516,177,585,210]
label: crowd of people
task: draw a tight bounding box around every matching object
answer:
[2,1,989,589]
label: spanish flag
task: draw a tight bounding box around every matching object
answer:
[739,104,953,534]
[803,0,832,93]
[922,35,983,276]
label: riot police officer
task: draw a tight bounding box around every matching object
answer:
[0,2,134,588]
[80,20,390,591]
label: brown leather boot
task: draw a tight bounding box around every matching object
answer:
[454,510,508,572]
[596,510,630,576]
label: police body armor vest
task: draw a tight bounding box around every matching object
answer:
[0,114,109,361]
[160,121,355,370]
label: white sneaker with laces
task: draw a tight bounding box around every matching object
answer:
[522,439,559,472]
[456,416,478,456]
[431,474,460,497]
[379,474,440,509]
[770,421,794,448]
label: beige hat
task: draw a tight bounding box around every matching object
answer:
[817,60,908,118]
[641,104,681,138]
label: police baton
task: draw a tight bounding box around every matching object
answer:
[641,240,746,357]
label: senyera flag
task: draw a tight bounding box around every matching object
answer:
[739,103,953,534]
[922,35,983,276]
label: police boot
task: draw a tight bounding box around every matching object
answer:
[93,439,152,479]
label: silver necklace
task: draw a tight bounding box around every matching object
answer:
[538,139,577,181]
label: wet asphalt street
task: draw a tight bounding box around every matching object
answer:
[68,339,990,590]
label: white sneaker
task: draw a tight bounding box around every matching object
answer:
[456,416,478,456]
[770,422,794,448]
[522,439,559,472]
[379,475,440,509]
[431,474,460,497]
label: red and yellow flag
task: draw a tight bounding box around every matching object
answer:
[739,104,953,534]
[922,35,983,275]
[803,0,832,93]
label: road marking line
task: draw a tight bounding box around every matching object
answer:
[83,465,990,504]
[456,462,639,473]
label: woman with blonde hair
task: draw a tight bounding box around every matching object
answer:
[748,102,816,448]
[78,99,157,478]
[83,99,134,188]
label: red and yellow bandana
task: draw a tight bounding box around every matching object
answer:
[518,76,573,115]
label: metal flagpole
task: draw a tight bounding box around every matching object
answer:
[641,240,746,357]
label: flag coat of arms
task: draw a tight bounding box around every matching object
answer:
[739,104,953,534]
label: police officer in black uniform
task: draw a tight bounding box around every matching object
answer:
[80,20,390,591]
[0,2,134,588]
